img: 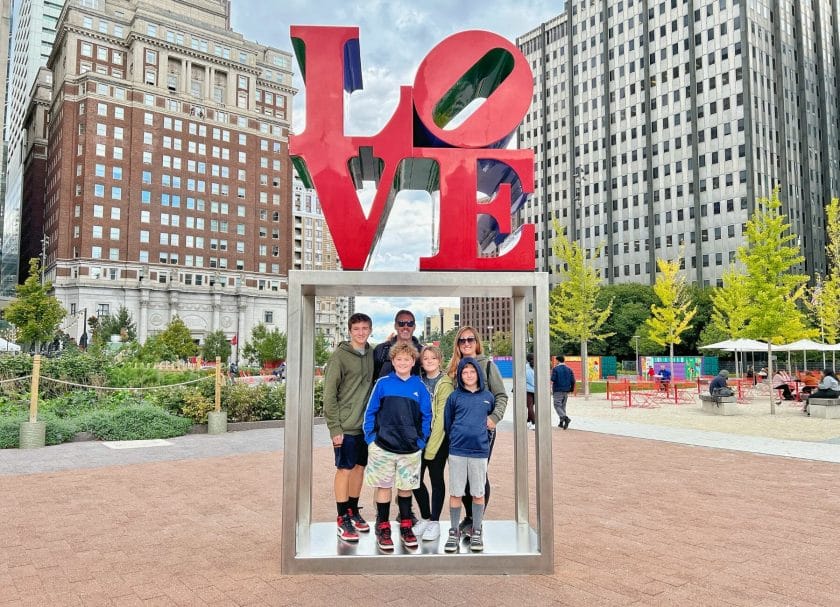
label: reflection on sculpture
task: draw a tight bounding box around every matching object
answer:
[290,27,535,271]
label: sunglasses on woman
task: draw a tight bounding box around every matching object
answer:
[458,336,477,344]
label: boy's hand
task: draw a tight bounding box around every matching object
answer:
[332,434,343,447]
[486,417,496,430]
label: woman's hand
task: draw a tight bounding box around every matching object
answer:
[486,417,496,430]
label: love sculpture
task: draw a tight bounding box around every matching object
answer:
[289,26,535,270]
[282,27,553,576]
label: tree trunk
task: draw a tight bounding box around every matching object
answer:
[669,342,676,403]
[582,338,589,399]
[768,342,775,415]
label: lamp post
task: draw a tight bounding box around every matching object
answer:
[40,235,50,283]
[487,325,494,355]
[79,308,88,349]
[633,335,641,378]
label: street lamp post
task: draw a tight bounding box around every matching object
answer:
[633,335,641,378]
[487,325,494,355]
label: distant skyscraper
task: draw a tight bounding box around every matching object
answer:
[1,0,63,295]
[42,0,295,346]
[518,0,840,287]
[0,0,14,253]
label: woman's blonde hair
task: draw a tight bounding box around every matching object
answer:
[445,325,484,378]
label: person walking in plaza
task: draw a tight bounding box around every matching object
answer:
[445,326,507,540]
[551,355,575,429]
[363,343,432,551]
[525,352,536,429]
[412,345,454,541]
[373,309,423,378]
[323,313,375,543]
[443,357,495,553]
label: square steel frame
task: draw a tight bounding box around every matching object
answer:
[281,270,553,574]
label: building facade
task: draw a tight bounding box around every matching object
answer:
[0,0,14,258]
[43,0,295,346]
[1,0,64,296]
[518,0,840,286]
[459,297,509,344]
[421,306,460,341]
[292,175,347,346]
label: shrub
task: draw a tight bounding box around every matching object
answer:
[105,365,209,388]
[179,388,214,423]
[80,405,192,440]
[254,383,285,420]
[40,350,110,397]
[0,411,78,448]
[313,380,325,417]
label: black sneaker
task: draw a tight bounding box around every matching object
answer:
[444,528,460,553]
[375,521,393,551]
[336,513,359,543]
[470,528,484,552]
[458,517,473,539]
[399,519,418,548]
[349,508,369,532]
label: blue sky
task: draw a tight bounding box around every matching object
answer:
[230,1,560,340]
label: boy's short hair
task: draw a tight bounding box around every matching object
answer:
[347,312,372,330]
[389,342,419,361]
[556,354,565,363]
[420,345,443,361]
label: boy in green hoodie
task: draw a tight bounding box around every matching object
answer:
[323,312,375,543]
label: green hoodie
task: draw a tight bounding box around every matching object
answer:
[323,341,374,438]
[424,374,454,460]
[474,353,508,424]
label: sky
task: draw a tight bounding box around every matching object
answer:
[230,1,561,341]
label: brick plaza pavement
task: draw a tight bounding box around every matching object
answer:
[2,428,840,606]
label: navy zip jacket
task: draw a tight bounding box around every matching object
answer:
[444,358,494,459]
[363,371,432,454]
[551,363,576,393]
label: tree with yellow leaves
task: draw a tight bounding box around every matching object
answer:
[646,251,697,383]
[739,187,814,414]
[807,199,840,346]
[549,222,613,396]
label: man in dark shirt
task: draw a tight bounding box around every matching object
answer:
[709,369,730,396]
[550,355,575,429]
[372,309,423,378]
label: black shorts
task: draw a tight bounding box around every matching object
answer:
[334,433,368,470]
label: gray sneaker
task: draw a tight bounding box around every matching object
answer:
[458,517,473,539]
[444,528,460,553]
[470,528,484,552]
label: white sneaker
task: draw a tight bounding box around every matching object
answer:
[422,520,440,541]
[412,517,429,537]
[527,422,535,430]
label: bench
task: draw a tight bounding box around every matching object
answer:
[807,398,840,419]
[699,393,739,415]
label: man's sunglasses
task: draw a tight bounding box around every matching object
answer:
[396,320,415,327]
[458,336,477,344]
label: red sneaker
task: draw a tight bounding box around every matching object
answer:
[375,521,393,551]
[349,508,369,532]
[399,519,418,548]
[336,513,359,543]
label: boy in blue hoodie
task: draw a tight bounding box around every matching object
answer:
[363,342,432,552]
[443,357,494,553]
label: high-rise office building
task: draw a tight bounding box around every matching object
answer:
[1,0,64,296]
[292,175,347,346]
[518,0,840,287]
[43,0,295,345]
[422,306,460,341]
[0,0,14,260]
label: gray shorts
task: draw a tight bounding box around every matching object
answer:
[448,454,488,497]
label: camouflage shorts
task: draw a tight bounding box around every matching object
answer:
[364,442,421,490]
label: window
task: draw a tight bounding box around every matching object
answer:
[264,311,274,324]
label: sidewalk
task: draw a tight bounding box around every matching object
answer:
[2,427,839,606]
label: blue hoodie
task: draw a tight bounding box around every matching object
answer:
[363,371,432,454]
[444,357,494,459]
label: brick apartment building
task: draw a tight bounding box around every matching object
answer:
[40,0,295,346]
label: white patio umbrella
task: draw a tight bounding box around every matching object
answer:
[0,337,20,352]
[699,339,769,376]
[774,339,832,371]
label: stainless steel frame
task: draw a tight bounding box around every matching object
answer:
[282,270,553,574]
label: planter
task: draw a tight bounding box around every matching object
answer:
[19,421,46,449]
[207,410,227,435]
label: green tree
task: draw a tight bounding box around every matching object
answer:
[739,187,814,414]
[438,327,458,363]
[202,330,232,363]
[489,330,512,356]
[156,316,198,360]
[4,258,66,351]
[314,330,332,366]
[595,283,656,358]
[549,224,613,395]
[242,323,287,366]
[808,198,840,344]
[93,306,137,346]
[710,267,751,341]
[645,252,697,381]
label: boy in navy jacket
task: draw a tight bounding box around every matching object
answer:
[363,342,432,551]
[443,357,494,553]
